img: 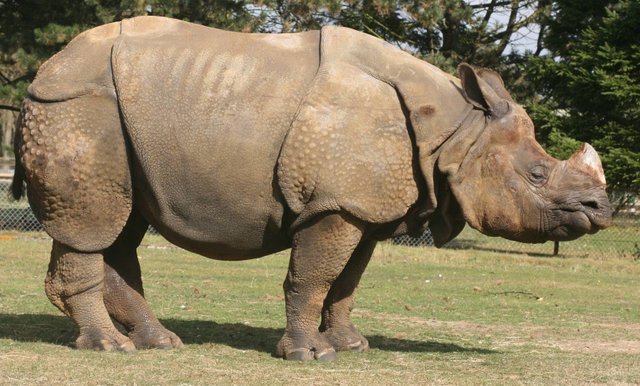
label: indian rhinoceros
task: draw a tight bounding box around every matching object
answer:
[11,16,612,361]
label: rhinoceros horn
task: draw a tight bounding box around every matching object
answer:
[567,143,607,185]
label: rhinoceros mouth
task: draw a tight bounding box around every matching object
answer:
[547,211,591,241]
[546,202,612,241]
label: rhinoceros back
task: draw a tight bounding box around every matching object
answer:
[111,17,320,257]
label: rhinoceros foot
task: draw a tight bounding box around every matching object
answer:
[276,330,336,361]
[322,324,369,353]
[75,326,136,352]
[128,325,184,350]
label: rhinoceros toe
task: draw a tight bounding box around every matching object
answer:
[75,326,136,353]
[129,325,184,350]
[322,324,370,352]
[276,330,336,361]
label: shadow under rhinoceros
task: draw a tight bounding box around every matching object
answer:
[0,314,497,355]
[0,313,77,346]
[161,318,498,355]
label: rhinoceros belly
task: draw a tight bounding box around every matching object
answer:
[112,19,319,259]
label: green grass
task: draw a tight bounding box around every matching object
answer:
[1,234,639,385]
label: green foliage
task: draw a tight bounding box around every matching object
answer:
[546,128,583,160]
[527,0,640,192]
[543,0,617,55]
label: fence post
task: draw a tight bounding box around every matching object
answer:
[553,241,559,256]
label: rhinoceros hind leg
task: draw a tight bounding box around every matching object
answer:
[277,213,364,361]
[103,209,184,349]
[45,241,135,352]
[319,239,376,352]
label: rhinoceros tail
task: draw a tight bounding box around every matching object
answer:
[11,160,25,200]
[11,109,26,200]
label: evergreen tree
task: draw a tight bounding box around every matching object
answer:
[527,0,640,195]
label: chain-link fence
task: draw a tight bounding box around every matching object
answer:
[392,220,639,259]
[2,175,638,258]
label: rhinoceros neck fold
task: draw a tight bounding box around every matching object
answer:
[417,105,487,246]
[436,107,487,177]
[418,103,476,156]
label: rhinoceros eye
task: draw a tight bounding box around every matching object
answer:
[528,165,548,185]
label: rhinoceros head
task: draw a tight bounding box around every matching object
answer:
[438,64,612,243]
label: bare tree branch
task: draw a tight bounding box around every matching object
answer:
[470,1,512,9]
[480,0,499,31]
[495,0,521,55]
[534,0,552,56]
[534,23,546,55]
[480,1,547,53]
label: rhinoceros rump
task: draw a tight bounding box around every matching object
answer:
[11,16,611,360]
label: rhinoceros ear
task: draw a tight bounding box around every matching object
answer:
[458,63,509,117]
[475,68,514,102]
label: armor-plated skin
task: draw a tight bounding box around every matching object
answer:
[12,16,612,360]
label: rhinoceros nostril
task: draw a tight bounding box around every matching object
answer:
[581,200,599,210]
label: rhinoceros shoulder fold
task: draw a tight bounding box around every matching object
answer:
[279,26,427,230]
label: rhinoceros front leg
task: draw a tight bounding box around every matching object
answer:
[277,213,365,361]
[102,211,184,349]
[45,241,135,352]
[320,239,376,352]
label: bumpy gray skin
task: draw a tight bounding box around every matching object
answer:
[12,16,612,360]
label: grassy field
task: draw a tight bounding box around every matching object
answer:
[1,233,639,385]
